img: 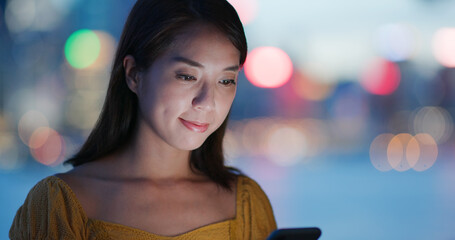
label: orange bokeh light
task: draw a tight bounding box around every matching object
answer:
[291,71,334,101]
[387,133,414,172]
[360,58,400,95]
[432,28,455,68]
[370,133,438,172]
[244,46,293,88]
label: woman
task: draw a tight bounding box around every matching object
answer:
[10,0,277,239]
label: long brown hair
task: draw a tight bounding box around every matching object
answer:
[65,0,247,190]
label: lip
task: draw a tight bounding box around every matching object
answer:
[179,118,209,133]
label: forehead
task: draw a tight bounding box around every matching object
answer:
[163,23,240,61]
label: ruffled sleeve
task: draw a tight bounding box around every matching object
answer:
[233,175,277,240]
[9,176,91,240]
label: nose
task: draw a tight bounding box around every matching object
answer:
[192,82,215,112]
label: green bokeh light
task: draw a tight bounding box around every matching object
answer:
[64,29,101,69]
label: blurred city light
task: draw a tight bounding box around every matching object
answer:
[18,110,49,147]
[411,133,438,172]
[244,46,293,88]
[5,0,36,33]
[387,133,414,172]
[29,127,65,166]
[229,118,327,165]
[291,70,334,101]
[64,29,101,69]
[303,34,371,84]
[376,23,418,62]
[360,58,401,95]
[87,31,116,70]
[5,0,66,33]
[370,133,395,172]
[265,124,308,166]
[432,28,455,68]
[227,0,258,25]
[413,106,453,144]
[370,132,439,172]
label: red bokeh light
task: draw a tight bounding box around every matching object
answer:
[29,127,65,166]
[244,46,293,88]
[360,58,400,95]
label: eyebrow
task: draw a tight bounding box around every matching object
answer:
[171,56,239,72]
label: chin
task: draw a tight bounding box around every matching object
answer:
[175,137,207,151]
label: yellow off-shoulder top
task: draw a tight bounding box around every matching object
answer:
[9,175,277,240]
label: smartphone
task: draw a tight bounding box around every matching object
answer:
[267,227,322,240]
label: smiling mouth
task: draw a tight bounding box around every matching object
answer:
[179,118,209,133]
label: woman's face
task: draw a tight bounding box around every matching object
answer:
[134,24,240,151]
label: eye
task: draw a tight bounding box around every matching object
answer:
[176,74,197,81]
[219,79,236,86]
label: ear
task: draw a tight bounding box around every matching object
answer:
[123,55,140,94]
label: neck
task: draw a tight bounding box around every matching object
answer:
[106,121,198,181]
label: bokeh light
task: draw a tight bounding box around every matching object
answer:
[5,0,67,33]
[227,0,258,25]
[360,58,401,95]
[432,28,455,68]
[265,124,308,166]
[371,132,439,172]
[87,31,116,70]
[29,127,65,166]
[234,118,328,163]
[5,0,36,33]
[411,133,438,171]
[413,106,453,144]
[291,70,334,101]
[64,29,101,69]
[18,110,49,147]
[370,133,395,172]
[376,23,418,62]
[387,133,414,172]
[244,46,293,88]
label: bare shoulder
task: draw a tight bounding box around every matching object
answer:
[54,161,110,218]
[56,162,98,190]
